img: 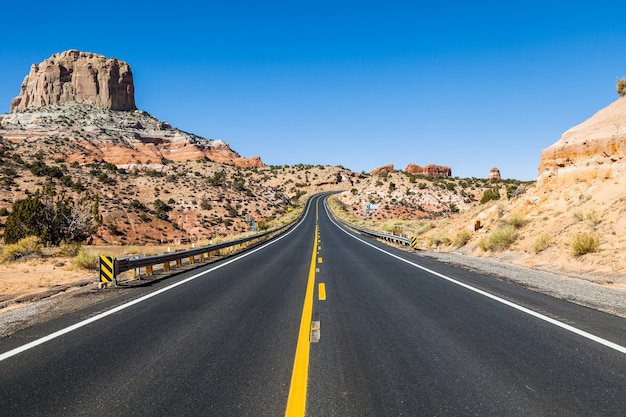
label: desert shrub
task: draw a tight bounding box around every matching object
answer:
[617,78,626,97]
[585,210,601,228]
[59,241,82,257]
[427,232,450,247]
[0,236,42,263]
[480,187,500,204]
[531,233,552,254]
[71,248,100,270]
[571,232,599,256]
[572,210,584,222]
[416,222,436,235]
[4,188,97,245]
[506,213,526,229]
[128,199,147,211]
[453,230,472,248]
[478,225,517,251]
[153,199,173,220]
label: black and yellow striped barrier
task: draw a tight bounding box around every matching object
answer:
[99,255,116,285]
[411,236,418,249]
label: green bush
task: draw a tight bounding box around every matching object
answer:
[571,232,599,256]
[4,188,97,245]
[478,225,518,251]
[480,187,500,204]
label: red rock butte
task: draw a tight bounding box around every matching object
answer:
[11,50,136,112]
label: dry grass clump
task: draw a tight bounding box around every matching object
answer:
[453,230,472,248]
[531,233,552,254]
[571,232,599,256]
[478,225,518,251]
[506,213,526,229]
[59,241,83,257]
[427,232,451,247]
[70,248,100,270]
[0,236,43,263]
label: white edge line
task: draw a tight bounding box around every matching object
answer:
[324,201,626,355]
[0,199,315,362]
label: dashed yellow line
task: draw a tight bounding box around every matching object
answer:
[285,200,319,417]
[318,283,326,301]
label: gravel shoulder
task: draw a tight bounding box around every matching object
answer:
[418,250,626,318]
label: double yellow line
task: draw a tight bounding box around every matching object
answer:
[284,198,320,416]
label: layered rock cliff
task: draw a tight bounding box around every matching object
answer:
[11,50,136,112]
[538,97,626,188]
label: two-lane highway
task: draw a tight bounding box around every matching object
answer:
[1,194,625,416]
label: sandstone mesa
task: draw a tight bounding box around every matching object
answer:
[11,50,136,112]
[3,50,262,168]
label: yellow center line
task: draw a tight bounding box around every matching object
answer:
[284,198,319,417]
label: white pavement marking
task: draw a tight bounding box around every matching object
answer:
[324,201,626,355]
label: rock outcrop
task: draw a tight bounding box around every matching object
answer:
[406,163,452,177]
[11,50,136,112]
[370,164,394,175]
[538,97,626,188]
[488,167,501,180]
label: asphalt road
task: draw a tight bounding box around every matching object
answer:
[0,194,625,416]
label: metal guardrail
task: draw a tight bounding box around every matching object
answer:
[99,213,302,286]
[325,199,418,250]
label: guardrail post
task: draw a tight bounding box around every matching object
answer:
[164,261,170,271]
[146,265,153,275]
[189,255,195,264]
[99,255,116,286]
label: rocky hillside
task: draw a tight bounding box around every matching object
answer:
[0,103,262,168]
[333,95,626,284]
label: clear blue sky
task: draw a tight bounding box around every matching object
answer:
[1,1,624,180]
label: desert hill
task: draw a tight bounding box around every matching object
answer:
[333,95,626,286]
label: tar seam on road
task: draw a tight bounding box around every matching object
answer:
[0,198,317,363]
[324,200,626,355]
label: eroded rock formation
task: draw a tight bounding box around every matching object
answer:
[538,97,626,188]
[370,164,394,175]
[488,167,501,180]
[11,50,136,112]
[406,163,452,177]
